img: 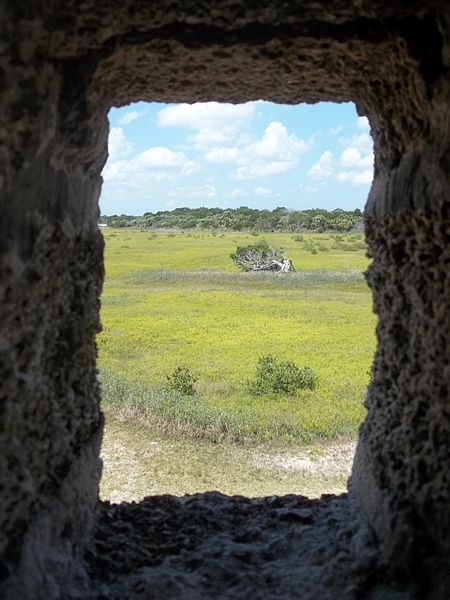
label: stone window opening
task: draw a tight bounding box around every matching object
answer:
[97,99,375,504]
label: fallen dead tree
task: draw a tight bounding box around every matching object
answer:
[231,241,294,272]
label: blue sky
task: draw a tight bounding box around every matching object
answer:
[100,101,373,215]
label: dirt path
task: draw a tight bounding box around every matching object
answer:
[100,410,356,503]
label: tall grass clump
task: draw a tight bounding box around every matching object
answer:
[98,368,353,443]
[100,368,250,441]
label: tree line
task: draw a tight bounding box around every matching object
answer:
[100,206,363,232]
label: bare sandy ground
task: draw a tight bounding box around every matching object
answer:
[100,411,356,502]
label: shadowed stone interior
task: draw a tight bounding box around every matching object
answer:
[1,1,449,598]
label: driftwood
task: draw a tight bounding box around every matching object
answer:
[232,246,294,272]
[270,258,292,272]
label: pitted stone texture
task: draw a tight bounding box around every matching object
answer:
[1,431,102,600]
[86,493,390,600]
[353,207,450,587]
[352,89,450,588]
[0,222,103,570]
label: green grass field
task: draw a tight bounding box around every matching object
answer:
[98,229,375,443]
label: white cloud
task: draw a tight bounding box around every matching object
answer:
[139,147,195,173]
[236,161,292,179]
[117,110,146,126]
[190,128,233,146]
[158,107,311,180]
[158,102,255,130]
[307,150,334,180]
[158,102,256,149]
[250,122,310,159]
[254,186,272,195]
[205,147,240,163]
[340,147,373,168]
[356,132,372,151]
[203,121,311,180]
[335,127,373,186]
[341,131,372,154]
[107,127,133,162]
[307,129,373,186]
[103,103,374,212]
[337,170,373,185]
[357,116,370,129]
[103,127,197,186]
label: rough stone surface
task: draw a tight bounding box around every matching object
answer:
[1,431,102,599]
[86,493,383,600]
[1,1,449,598]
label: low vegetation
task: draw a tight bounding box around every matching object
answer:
[166,365,198,396]
[248,355,317,396]
[98,228,375,444]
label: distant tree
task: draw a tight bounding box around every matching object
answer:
[329,216,354,231]
[310,215,327,232]
[100,205,364,232]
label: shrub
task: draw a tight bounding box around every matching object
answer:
[302,240,318,253]
[292,234,304,242]
[166,365,198,396]
[248,355,318,396]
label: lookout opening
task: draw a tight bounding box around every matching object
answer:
[97,100,375,502]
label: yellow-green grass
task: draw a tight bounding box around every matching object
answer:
[103,229,368,277]
[99,229,375,442]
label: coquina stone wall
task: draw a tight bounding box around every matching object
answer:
[1,1,449,597]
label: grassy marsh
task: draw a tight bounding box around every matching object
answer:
[99,229,375,444]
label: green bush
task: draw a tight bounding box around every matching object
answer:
[166,365,198,396]
[303,239,318,254]
[247,355,318,396]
